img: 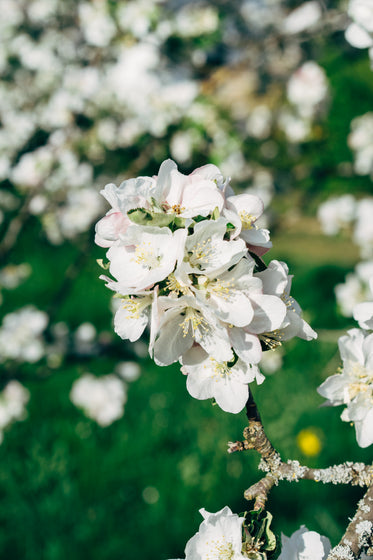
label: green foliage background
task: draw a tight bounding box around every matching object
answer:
[1,1,373,558]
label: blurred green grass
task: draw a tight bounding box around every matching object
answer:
[0,216,369,560]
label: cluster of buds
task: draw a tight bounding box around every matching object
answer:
[95,160,316,413]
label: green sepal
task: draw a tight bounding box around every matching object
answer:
[211,206,220,220]
[248,251,267,273]
[242,509,277,558]
[96,259,110,270]
[127,207,175,227]
[174,216,186,228]
[226,222,235,230]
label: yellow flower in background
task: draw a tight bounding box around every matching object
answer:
[297,428,322,457]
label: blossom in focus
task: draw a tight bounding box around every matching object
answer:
[70,373,127,427]
[171,506,246,560]
[318,328,373,447]
[256,260,317,342]
[278,526,331,560]
[0,306,48,363]
[182,349,263,414]
[95,159,316,414]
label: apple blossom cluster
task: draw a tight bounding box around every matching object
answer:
[95,159,316,414]
[318,283,373,447]
[168,506,330,560]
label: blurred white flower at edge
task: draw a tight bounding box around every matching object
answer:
[0,381,30,444]
[335,261,373,317]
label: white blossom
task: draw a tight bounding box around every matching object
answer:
[95,160,316,413]
[317,195,356,236]
[287,62,329,119]
[283,2,322,35]
[182,349,263,414]
[0,306,48,363]
[70,373,127,426]
[348,113,373,176]
[0,381,30,443]
[172,506,246,560]
[278,526,331,560]
[345,0,373,55]
[335,261,373,317]
[318,328,373,447]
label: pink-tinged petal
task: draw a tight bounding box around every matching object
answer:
[95,211,130,247]
[247,244,272,257]
[181,180,224,217]
[190,163,224,183]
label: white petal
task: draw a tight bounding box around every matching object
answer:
[230,328,262,364]
[345,23,373,49]
[248,294,287,333]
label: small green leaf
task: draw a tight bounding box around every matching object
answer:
[212,207,220,220]
[226,222,235,230]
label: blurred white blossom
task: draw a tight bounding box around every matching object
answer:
[317,195,356,236]
[349,113,373,176]
[0,306,48,363]
[287,61,328,119]
[70,373,127,426]
[335,261,373,317]
[116,361,141,382]
[0,381,30,444]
